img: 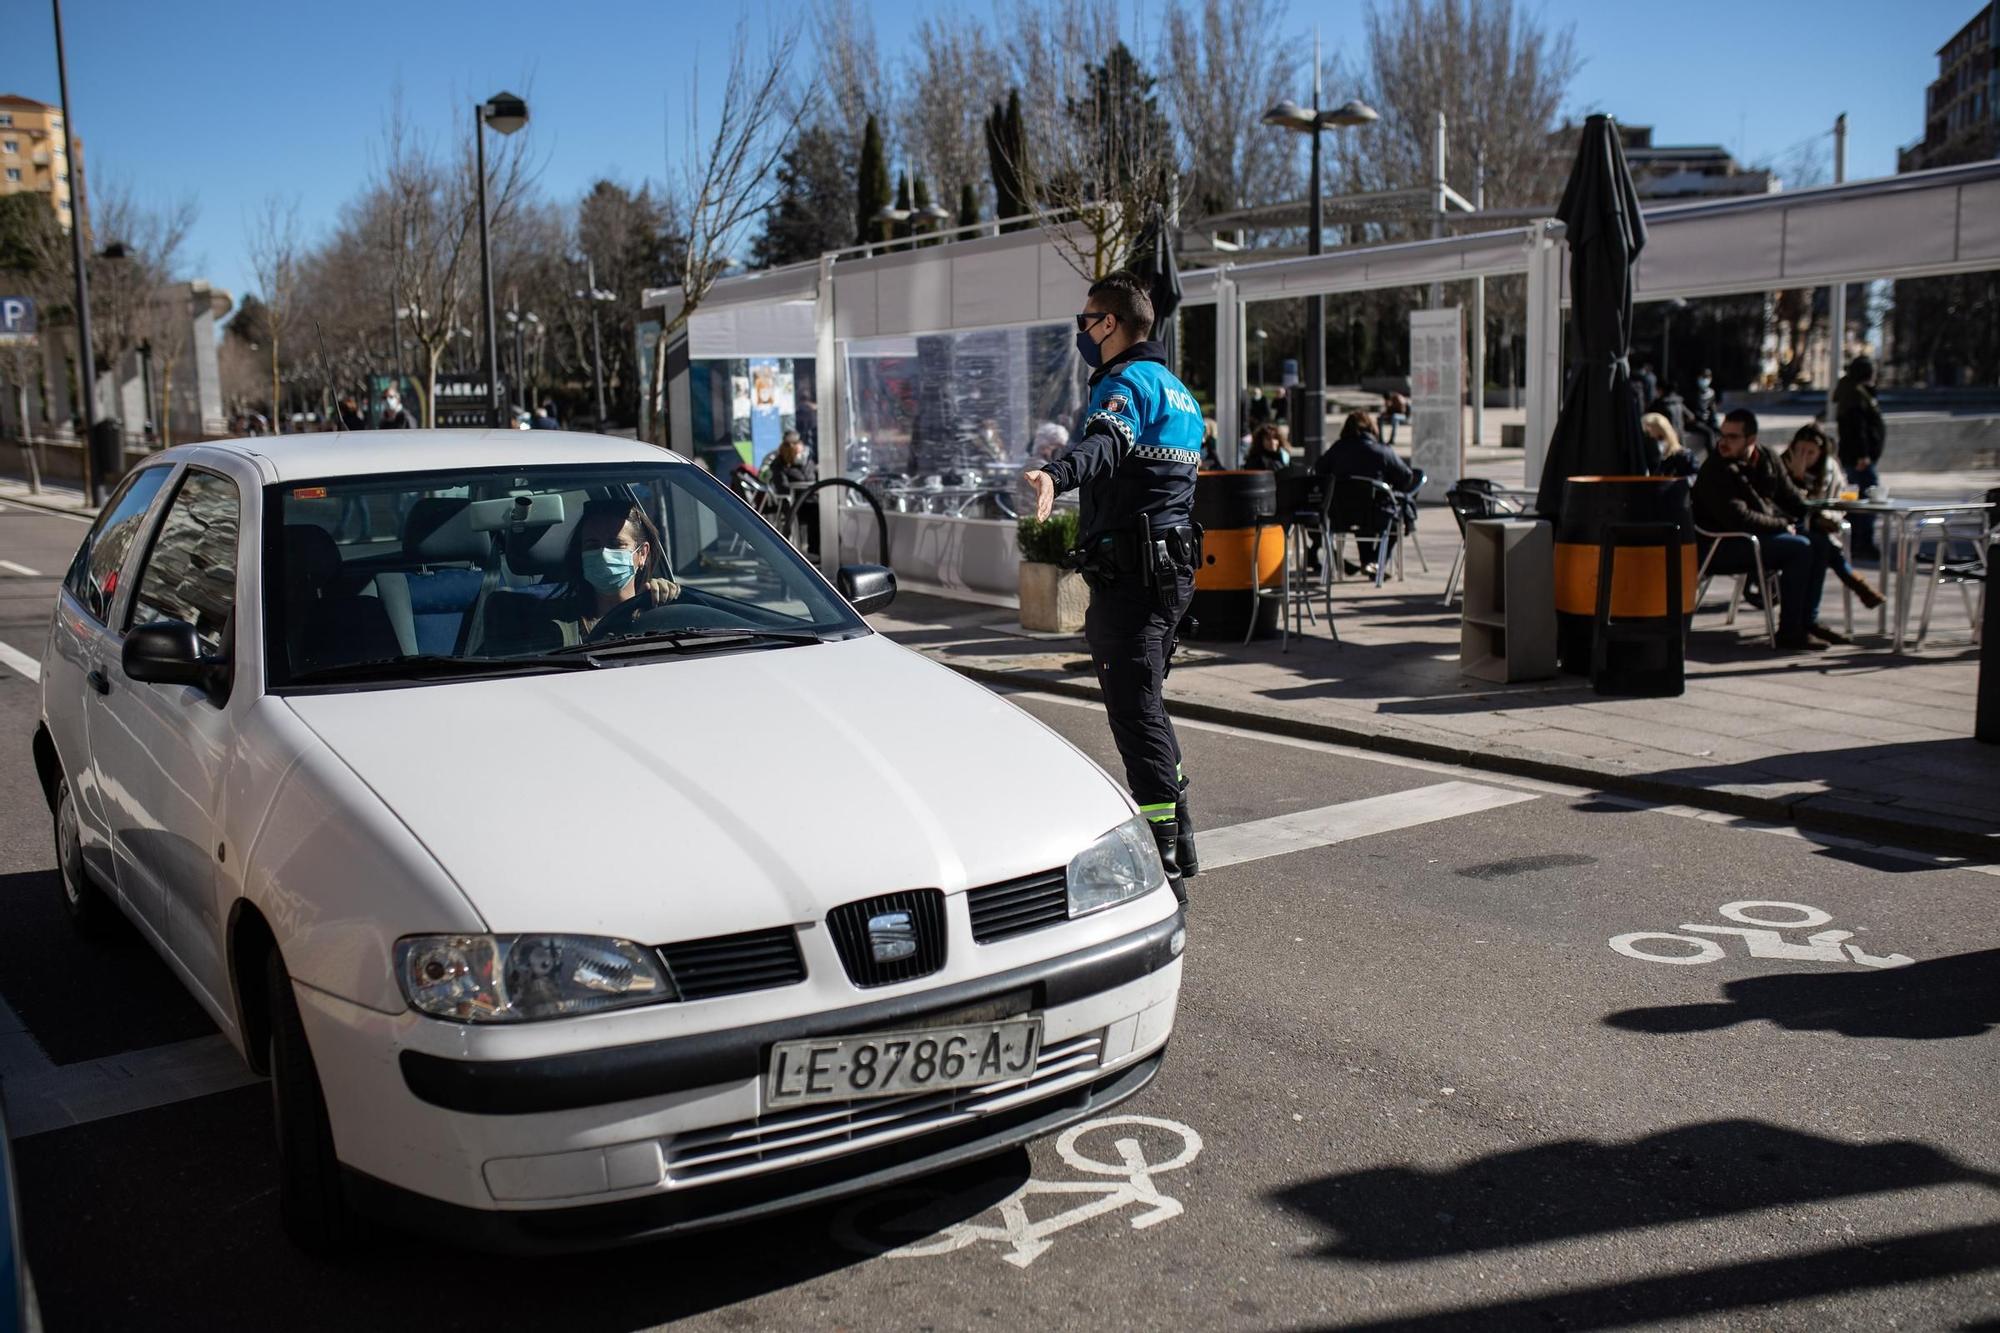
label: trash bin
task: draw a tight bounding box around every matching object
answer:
[1187,470,1283,641]
[1553,475,1696,688]
[89,418,125,493]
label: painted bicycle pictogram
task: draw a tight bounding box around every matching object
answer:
[1610,900,1914,969]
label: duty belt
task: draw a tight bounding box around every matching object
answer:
[1066,519,1201,587]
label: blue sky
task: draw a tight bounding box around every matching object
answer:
[1,0,1975,310]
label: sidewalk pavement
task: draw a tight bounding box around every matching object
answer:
[874,469,2000,860]
[0,478,97,519]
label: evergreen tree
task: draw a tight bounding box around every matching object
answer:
[753,124,855,267]
[985,88,1031,232]
[855,114,890,246]
[958,182,979,230]
[893,171,912,242]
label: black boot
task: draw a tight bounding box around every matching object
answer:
[1151,818,1188,907]
[1176,781,1199,878]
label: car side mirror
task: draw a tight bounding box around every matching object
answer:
[837,564,896,615]
[123,620,231,704]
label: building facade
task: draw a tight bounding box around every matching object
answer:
[0,94,81,233]
[1899,4,1999,172]
[1614,125,1778,202]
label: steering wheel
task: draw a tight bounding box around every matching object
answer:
[583,592,654,642]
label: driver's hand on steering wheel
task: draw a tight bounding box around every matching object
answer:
[643,577,681,603]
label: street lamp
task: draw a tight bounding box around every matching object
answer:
[1254,328,1268,388]
[1263,54,1377,466]
[576,258,617,428]
[873,203,912,251]
[1660,297,1689,390]
[475,91,529,427]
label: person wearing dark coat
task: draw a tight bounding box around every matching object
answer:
[1833,356,1885,559]
[1240,424,1291,472]
[1691,408,1833,651]
[1314,410,1419,571]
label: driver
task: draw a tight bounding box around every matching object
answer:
[485,499,680,651]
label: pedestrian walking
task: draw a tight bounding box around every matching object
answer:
[1024,271,1204,905]
[1833,355,1885,560]
[335,395,369,432]
[377,388,415,430]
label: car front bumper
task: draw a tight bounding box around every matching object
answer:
[295,907,1184,1251]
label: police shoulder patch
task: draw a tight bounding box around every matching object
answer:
[1103,393,1129,414]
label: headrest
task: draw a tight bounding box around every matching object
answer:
[402,498,491,564]
[283,524,341,589]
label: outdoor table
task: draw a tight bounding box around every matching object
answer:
[1809,497,1995,651]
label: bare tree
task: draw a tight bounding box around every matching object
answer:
[811,0,890,170]
[650,18,814,445]
[994,0,1179,278]
[245,195,302,431]
[85,184,197,413]
[1162,0,1304,221]
[899,15,1006,220]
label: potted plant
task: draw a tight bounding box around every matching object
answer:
[1016,509,1088,633]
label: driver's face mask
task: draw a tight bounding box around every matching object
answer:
[582,545,640,593]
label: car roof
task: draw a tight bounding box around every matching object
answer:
[164,430,688,484]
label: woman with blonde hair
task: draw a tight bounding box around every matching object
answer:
[1642,412,1696,479]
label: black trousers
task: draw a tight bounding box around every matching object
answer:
[1083,568,1193,818]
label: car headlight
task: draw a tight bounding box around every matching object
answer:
[394,934,672,1023]
[1067,815,1165,918]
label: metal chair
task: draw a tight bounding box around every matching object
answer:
[1443,481,1523,606]
[1325,476,1401,588]
[1692,524,1778,647]
[1914,512,1988,648]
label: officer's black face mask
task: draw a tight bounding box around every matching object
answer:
[1075,317,1111,369]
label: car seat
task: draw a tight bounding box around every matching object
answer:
[282,525,400,674]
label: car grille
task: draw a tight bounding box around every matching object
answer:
[658,928,807,1001]
[967,868,1069,943]
[663,1030,1106,1186]
[826,888,947,988]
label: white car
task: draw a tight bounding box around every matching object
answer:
[30,431,1184,1253]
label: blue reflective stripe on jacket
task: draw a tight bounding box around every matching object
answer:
[1039,341,1202,542]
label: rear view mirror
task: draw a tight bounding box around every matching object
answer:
[837,564,896,615]
[124,620,231,704]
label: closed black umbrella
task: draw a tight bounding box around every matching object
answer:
[1535,114,1652,519]
[1126,206,1183,366]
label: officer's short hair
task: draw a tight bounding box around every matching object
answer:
[1087,271,1154,336]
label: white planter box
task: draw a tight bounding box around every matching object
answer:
[1018,561,1088,633]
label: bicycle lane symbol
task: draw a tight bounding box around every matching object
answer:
[831,1114,1203,1269]
[1610,900,1915,969]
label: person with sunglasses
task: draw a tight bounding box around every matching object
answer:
[1024,271,1205,906]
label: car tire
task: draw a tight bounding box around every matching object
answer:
[53,776,116,937]
[266,950,364,1256]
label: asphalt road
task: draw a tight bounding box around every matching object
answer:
[0,496,1995,1332]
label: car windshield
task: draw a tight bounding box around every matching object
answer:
[264,461,865,687]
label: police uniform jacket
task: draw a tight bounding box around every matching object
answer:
[1037,340,1204,543]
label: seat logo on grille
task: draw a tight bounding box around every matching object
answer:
[867,910,918,963]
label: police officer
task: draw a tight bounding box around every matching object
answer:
[1024,271,1203,905]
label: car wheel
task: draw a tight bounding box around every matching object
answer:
[53,776,116,936]
[266,949,364,1256]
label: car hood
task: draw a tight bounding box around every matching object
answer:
[281,634,1130,941]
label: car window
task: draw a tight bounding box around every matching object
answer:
[129,470,241,657]
[62,466,173,624]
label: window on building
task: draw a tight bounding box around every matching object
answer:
[1,141,15,155]
[0,114,12,128]
[4,169,20,183]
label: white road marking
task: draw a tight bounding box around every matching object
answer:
[0,639,41,682]
[1609,901,1914,970]
[0,559,39,576]
[834,1114,1202,1267]
[1196,781,1540,871]
[1005,689,2000,878]
[0,990,261,1137]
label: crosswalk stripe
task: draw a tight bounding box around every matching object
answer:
[0,639,41,682]
[0,559,39,576]
[1196,781,1540,871]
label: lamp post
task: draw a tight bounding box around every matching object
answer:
[872,203,912,252]
[475,91,528,428]
[577,258,615,428]
[51,0,104,501]
[1262,47,1376,467]
[1254,328,1268,388]
[1660,297,1689,390]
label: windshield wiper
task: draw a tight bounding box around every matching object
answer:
[284,653,603,685]
[543,627,828,658]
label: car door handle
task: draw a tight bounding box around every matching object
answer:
[86,668,111,695]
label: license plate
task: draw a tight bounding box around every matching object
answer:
[765,1017,1043,1107]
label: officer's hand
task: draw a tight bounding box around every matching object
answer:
[1025,468,1055,521]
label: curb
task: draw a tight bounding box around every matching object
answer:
[0,490,96,522]
[928,657,1997,862]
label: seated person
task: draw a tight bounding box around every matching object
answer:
[1199,417,1221,471]
[1691,408,1834,652]
[1031,421,1070,464]
[1241,423,1291,472]
[485,499,681,652]
[1380,390,1410,444]
[1643,412,1698,479]
[1781,422,1881,611]
[1308,410,1419,575]
[761,431,817,493]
